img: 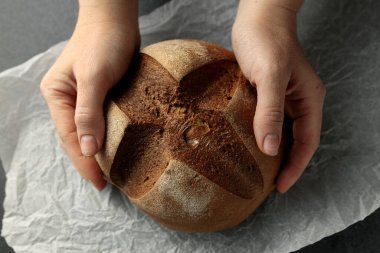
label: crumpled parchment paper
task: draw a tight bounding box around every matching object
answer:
[1,0,380,252]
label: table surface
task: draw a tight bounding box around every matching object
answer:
[1,0,379,252]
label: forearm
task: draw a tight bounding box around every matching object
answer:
[77,0,139,28]
[239,0,303,12]
[235,0,304,33]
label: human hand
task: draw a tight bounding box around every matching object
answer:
[232,0,326,193]
[40,0,140,191]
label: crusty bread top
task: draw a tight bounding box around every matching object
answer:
[141,39,235,81]
[96,40,283,232]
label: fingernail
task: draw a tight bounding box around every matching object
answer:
[263,134,279,156]
[80,135,98,156]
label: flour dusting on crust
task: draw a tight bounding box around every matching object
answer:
[141,39,233,81]
[137,160,217,220]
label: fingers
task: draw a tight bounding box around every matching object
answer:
[231,15,325,192]
[40,71,107,191]
[276,111,321,193]
[276,68,326,193]
[74,65,113,157]
[60,130,107,191]
[253,71,288,156]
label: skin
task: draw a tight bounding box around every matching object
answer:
[40,0,140,190]
[232,0,325,193]
[41,0,325,193]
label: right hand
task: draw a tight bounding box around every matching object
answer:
[232,0,326,193]
[40,0,140,191]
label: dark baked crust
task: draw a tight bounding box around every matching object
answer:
[95,39,284,232]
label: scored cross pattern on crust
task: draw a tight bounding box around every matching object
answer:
[96,40,283,232]
[109,52,263,199]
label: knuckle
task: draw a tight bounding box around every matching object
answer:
[59,138,65,149]
[57,132,76,156]
[311,78,327,98]
[40,75,53,98]
[40,73,76,100]
[58,136,68,152]
[231,22,249,44]
[260,107,284,125]
[74,107,98,128]
[59,131,73,146]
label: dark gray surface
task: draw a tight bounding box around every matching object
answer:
[0,0,78,72]
[0,0,169,72]
[0,161,13,253]
[0,0,379,252]
[297,1,380,251]
[296,209,380,253]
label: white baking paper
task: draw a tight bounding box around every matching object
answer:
[1,0,380,252]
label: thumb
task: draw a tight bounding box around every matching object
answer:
[75,74,111,157]
[253,76,286,156]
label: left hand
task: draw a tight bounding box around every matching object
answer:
[40,0,140,191]
[231,0,326,193]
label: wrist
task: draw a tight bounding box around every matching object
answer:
[239,0,303,12]
[266,0,303,12]
[77,0,138,28]
[235,0,301,34]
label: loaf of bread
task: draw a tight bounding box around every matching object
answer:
[95,39,284,232]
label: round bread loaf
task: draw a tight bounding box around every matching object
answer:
[95,39,284,232]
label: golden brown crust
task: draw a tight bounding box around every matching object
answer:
[141,39,235,82]
[97,39,284,232]
[129,160,255,232]
[224,78,284,189]
[95,100,131,180]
